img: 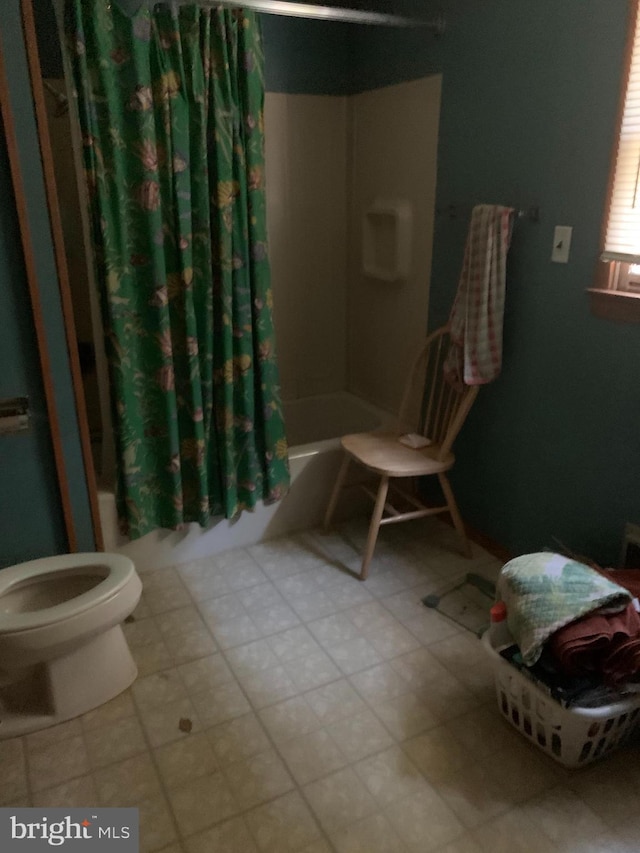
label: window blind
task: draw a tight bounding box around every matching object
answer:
[602,2,640,263]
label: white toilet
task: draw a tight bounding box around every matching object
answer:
[0,552,142,739]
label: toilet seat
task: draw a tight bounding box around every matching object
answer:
[0,552,135,634]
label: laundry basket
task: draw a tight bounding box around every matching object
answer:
[482,631,640,767]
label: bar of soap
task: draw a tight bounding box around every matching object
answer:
[399,433,432,449]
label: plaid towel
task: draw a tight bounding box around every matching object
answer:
[444,204,514,387]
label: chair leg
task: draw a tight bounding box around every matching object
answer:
[438,473,472,558]
[324,453,351,530]
[359,475,389,581]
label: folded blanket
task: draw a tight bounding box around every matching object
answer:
[550,602,640,685]
[497,552,631,666]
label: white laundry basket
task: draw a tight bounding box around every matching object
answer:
[482,631,640,767]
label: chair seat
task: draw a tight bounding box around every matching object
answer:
[341,431,454,478]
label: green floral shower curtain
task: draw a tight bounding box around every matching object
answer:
[66,0,289,539]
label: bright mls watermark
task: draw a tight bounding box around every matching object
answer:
[0,809,139,852]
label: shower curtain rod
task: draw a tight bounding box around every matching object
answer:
[194,1,445,29]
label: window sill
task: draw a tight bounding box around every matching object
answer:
[588,288,640,323]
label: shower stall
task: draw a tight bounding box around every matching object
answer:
[33,0,442,569]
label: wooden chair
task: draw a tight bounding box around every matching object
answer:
[324,326,479,580]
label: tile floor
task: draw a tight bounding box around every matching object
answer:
[3,516,640,853]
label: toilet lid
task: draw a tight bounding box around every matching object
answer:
[0,552,136,632]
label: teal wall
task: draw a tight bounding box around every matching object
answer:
[351,0,640,564]
[0,0,96,565]
[261,16,352,94]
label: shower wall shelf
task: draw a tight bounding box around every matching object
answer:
[363,199,413,282]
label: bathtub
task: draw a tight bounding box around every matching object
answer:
[100,391,391,571]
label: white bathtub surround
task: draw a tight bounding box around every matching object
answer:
[264,79,441,417]
[100,393,392,572]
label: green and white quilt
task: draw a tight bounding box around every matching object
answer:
[497,552,631,665]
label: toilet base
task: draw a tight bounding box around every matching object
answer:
[0,625,137,740]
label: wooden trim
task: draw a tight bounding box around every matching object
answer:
[20,0,103,550]
[0,37,78,551]
[588,287,640,322]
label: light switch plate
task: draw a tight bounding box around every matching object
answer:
[551,226,572,263]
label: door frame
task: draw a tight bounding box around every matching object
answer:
[0,2,104,552]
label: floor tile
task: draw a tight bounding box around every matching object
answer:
[133,668,189,710]
[138,792,178,852]
[180,565,231,602]
[445,704,523,760]
[132,639,174,677]
[258,695,323,745]
[565,757,640,826]
[267,625,321,662]
[168,771,239,836]
[124,617,163,649]
[472,807,555,853]
[354,746,428,807]
[225,639,281,678]
[33,774,99,808]
[284,649,341,692]
[479,740,560,804]
[144,579,192,615]
[278,728,348,784]
[208,712,272,767]
[308,613,360,644]
[94,753,163,807]
[223,747,294,809]
[304,679,367,726]
[517,786,608,847]
[325,707,394,763]
[0,737,27,805]
[164,626,218,666]
[303,767,378,833]
[428,633,496,695]
[154,605,208,638]
[208,614,263,649]
[384,787,465,852]
[185,815,258,853]
[177,653,235,693]
[402,727,472,784]
[287,590,340,621]
[25,718,83,752]
[189,681,251,727]
[250,603,301,636]
[429,760,511,829]
[81,690,137,731]
[349,661,413,705]
[323,637,383,675]
[299,842,333,853]
[27,735,90,792]
[236,581,287,613]
[139,696,202,747]
[154,731,219,789]
[371,689,439,740]
[249,538,325,581]
[245,790,322,852]
[85,714,147,769]
[330,812,409,853]
[239,664,299,709]
[219,554,267,592]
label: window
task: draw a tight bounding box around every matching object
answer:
[591,0,640,320]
